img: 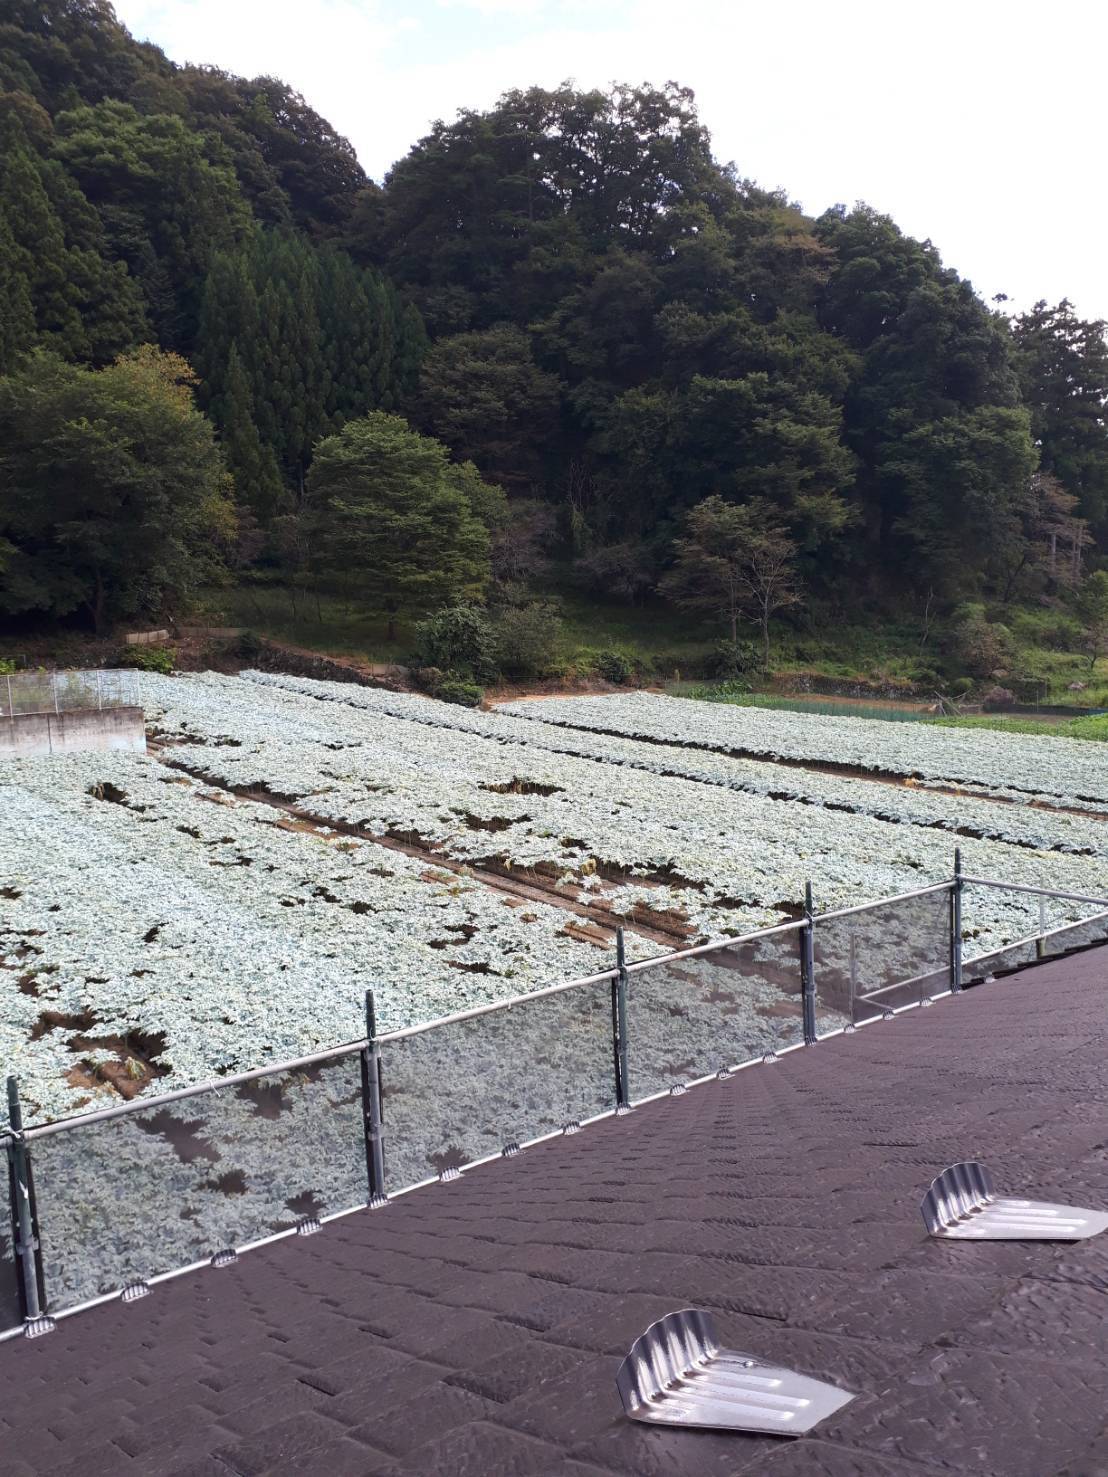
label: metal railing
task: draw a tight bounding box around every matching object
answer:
[2,670,139,718]
[3,853,1107,1340]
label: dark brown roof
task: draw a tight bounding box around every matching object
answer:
[3,947,1108,1476]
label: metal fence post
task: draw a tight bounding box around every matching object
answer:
[848,933,858,1027]
[5,1078,50,1334]
[1036,895,1047,961]
[951,850,964,992]
[360,992,388,1207]
[612,929,632,1113]
[801,881,817,1044]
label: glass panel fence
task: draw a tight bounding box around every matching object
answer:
[31,1052,365,1312]
[379,974,617,1193]
[814,887,952,1027]
[624,926,805,1100]
[1,1145,21,1332]
[963,884,1108,980]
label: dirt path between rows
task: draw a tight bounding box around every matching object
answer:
[494,706,1108,824]
[150,743,698,951]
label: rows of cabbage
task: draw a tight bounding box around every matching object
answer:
[494,691,1108,812]
[140,673,1108,954]
[0,753,658,1127]
[237,671,1108,859]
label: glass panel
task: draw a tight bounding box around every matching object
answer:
[380,976,617,1192]
[961,886,1108,982]
[814,888,952,1026]
[962,939,1038,981]
[32,1053,365,1312]
[1040,910,1108,958]
[625,928,804,1100]
[1,1147,21,1332]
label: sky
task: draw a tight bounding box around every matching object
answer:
[114,0,1108,322]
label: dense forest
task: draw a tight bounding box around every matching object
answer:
[2,0,1108,690]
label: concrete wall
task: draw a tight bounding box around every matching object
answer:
[0,706,146,757]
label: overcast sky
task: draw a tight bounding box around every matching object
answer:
[115,0,1107,322]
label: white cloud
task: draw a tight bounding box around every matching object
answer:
[114,0,1108,321]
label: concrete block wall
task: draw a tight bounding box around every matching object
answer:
[0,706,146,757]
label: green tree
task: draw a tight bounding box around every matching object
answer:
[1012,301,1108,538]
[0,347,233,630]
[879,407,1037,596]
[660,495,802,664]
[53,100,250,346]
[309,413,502,640]
[219,342,286,520]
[416,325,560,489]
[196,231,426,504]
[1075,571,1108,670]
[0,112,145,369]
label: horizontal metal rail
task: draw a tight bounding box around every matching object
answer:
[817,880,953,922]
[623,918,804,974]
[961,875,1108,908]
[21,1039,368,1141]
[963,909,1108,972]
[854,965,951,1003]
[11,872,1107,1142]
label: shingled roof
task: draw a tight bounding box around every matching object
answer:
[2,946,1107,1476]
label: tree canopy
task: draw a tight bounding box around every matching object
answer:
[308,413,505,639]
[0,346,233,630]
[1,3,1107,644]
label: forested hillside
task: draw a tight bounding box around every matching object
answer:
[2,0,1107,682]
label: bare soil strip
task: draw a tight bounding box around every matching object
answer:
[497,708,1108,824]
[152,747,697,950]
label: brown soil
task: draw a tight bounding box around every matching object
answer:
[150,748,697,949]
[499,704,1108,825]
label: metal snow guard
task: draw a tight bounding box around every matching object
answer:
[922,1161,1108,1241]
[616,1308,854,1435]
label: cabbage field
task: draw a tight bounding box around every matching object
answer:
[2,671,1106,1127]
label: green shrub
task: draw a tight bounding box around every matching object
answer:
[436,675,483,707]
[237,629,264,662]
[412,666,445,695]
[687,677,753,701]
[951,676,974,697]
[596,647,634,684]
[709,639,760,678]
[947,603,1014,678]
[0,657,16,675]
[414,605,498,682]
[122,645,175,674]
[494,601,563,677]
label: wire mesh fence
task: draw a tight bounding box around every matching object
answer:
[3,864,1105,1337]
[2,670,139,718]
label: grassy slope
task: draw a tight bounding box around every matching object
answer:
[200,579,1108,710]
